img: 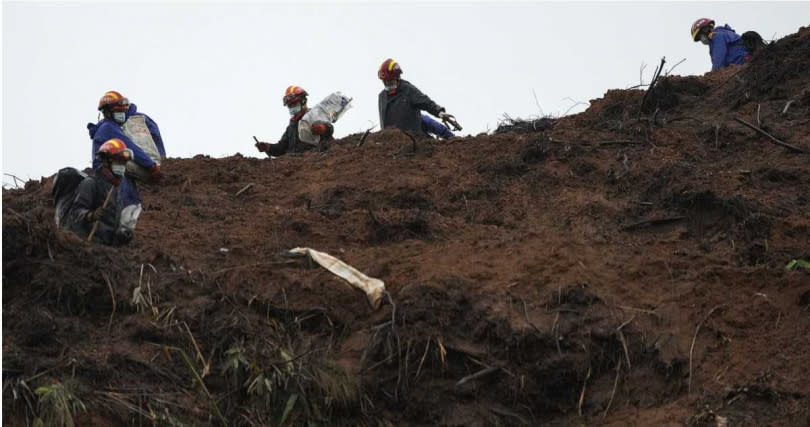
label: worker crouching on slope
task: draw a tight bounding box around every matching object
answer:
[255,86,334,157]
[68,139,137,246]
[377,58,460,138]
[691,18,752,71]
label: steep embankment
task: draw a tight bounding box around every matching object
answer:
[4,27,809,426]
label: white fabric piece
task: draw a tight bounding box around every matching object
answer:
[289,247,384,310]
[122,115,161,164]
[119,203,142,233]
[298,92,353,145]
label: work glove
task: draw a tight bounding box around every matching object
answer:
[255,141,271,153]
[86,205,111,222]
[438,111,462,131]
[150,164,163,182]
[311,122,333,138]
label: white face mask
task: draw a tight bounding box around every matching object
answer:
[384,80,398,91]
[288,105,302,116]
[112,112,127,124]
[112,164,126,177]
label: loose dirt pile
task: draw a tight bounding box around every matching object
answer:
[4,27,810,427]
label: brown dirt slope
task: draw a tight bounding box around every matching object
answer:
[4,27,810,427]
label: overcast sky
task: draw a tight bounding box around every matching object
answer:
[3,1,809,185]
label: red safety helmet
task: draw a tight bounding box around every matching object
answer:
[691,18,715,41]
[283,86,308,106]
[98,90,130,111]
[96,138,133,162]
[378,58,402,80]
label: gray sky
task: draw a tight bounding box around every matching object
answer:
[3,1,809,184]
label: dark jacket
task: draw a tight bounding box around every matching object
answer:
[709,24,748,71]
[68,170,128,246]
[265,110,315,157]
[378,79,444,137]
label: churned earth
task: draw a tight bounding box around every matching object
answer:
[3,27,809,427]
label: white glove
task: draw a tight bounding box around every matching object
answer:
[438,112,452,120]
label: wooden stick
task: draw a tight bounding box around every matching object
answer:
[520,297,543,335]
[688,305,723,395]
[415,338,431,380]
[455,366,499,387]
[616,315,636,371]
[639,56,666,116]
[211,260,297,275]
[234,183,254,197]
[597,140,640,146]
[577,365,592,416]
[103,272,116,334]
[622,216,685,231]
[489,407,529,425]
[733,117,807,153]
[4,207,29,223]
[88,186,115,242]
[602,359,622,420]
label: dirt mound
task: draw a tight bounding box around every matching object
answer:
[4,28,810,426]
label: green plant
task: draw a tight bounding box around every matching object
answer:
[222,347,250,379]
[33,381,86,427]
[786,259,810,270]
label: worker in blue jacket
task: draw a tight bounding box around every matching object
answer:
[421,115,455,139]
[87,91,164,182]
[691,18,749,71]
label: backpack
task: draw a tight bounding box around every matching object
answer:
[741,31,765,54]
[52,167,87,228]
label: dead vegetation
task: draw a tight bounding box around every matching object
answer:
[4,26,810,426]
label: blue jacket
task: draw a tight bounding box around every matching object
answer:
[709,25,748,71]
[87,103,165,170]
[421,115,455,139]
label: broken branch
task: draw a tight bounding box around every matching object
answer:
[234,183,254,197]
[733,117,806,153]
[577,365,592,416]
[602,359,622,420]
[103,272,116,334]
[455,366,499,387]
[688,305,723,395]
[622,216,685,231]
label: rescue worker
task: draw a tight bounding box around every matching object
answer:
[377,58,458,138]
[88,90,164,183]
[68,139,137,246]
[255,86,334,157]
[691,18,749,71]
[421,114,455,139]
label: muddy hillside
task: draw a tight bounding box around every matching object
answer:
[4,27,810,427]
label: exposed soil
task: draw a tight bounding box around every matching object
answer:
[4,27,810,427]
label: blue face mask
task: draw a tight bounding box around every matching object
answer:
[112,112,127,124]
[112,164,126,177]
[288,105,302,116]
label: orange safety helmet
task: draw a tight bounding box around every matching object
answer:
[96,138,133,162]
[282,86,308,106]
[378,58,402,80]
[691,18,715,41]
[98,90,130,111]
